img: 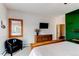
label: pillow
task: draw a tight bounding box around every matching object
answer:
[13,39,16,43]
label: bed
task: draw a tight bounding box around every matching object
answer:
[29,41,79,56]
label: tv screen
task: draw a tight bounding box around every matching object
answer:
[39,23,48,29]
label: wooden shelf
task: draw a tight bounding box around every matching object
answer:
[31,39,65,49]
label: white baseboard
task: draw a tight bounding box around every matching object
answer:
[23,43,31,47]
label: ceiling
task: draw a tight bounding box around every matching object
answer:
[4,3,79,17]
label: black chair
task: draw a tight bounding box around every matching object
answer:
[5,38,23,56]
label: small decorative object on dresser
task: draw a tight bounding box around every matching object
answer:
[35,29,40,36]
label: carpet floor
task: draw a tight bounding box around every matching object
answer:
[5,46,31,56]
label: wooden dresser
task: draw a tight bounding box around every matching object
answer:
[35,34,52,43]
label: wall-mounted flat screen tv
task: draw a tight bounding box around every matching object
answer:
[39,23,48,29]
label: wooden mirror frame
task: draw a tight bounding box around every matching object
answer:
[8,18,23,38]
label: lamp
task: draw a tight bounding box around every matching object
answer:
[1,20,6,29]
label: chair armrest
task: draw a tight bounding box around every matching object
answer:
[7,41,12,46]
[5,41,13,52]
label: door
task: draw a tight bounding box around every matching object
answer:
[56,24,65,39]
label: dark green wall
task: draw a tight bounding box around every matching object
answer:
[66,9,79,40]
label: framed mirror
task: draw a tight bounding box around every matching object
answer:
[9,18,23,38]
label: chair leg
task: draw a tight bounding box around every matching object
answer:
[21,46,22,50]
[11,53,12,56]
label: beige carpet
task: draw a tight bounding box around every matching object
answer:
[5,46,31,56]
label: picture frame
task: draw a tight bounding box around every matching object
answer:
[9,18,23,38]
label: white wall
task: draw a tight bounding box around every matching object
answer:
[0,4,7,55]
[7,10,53,45]
[51,15,65,40]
